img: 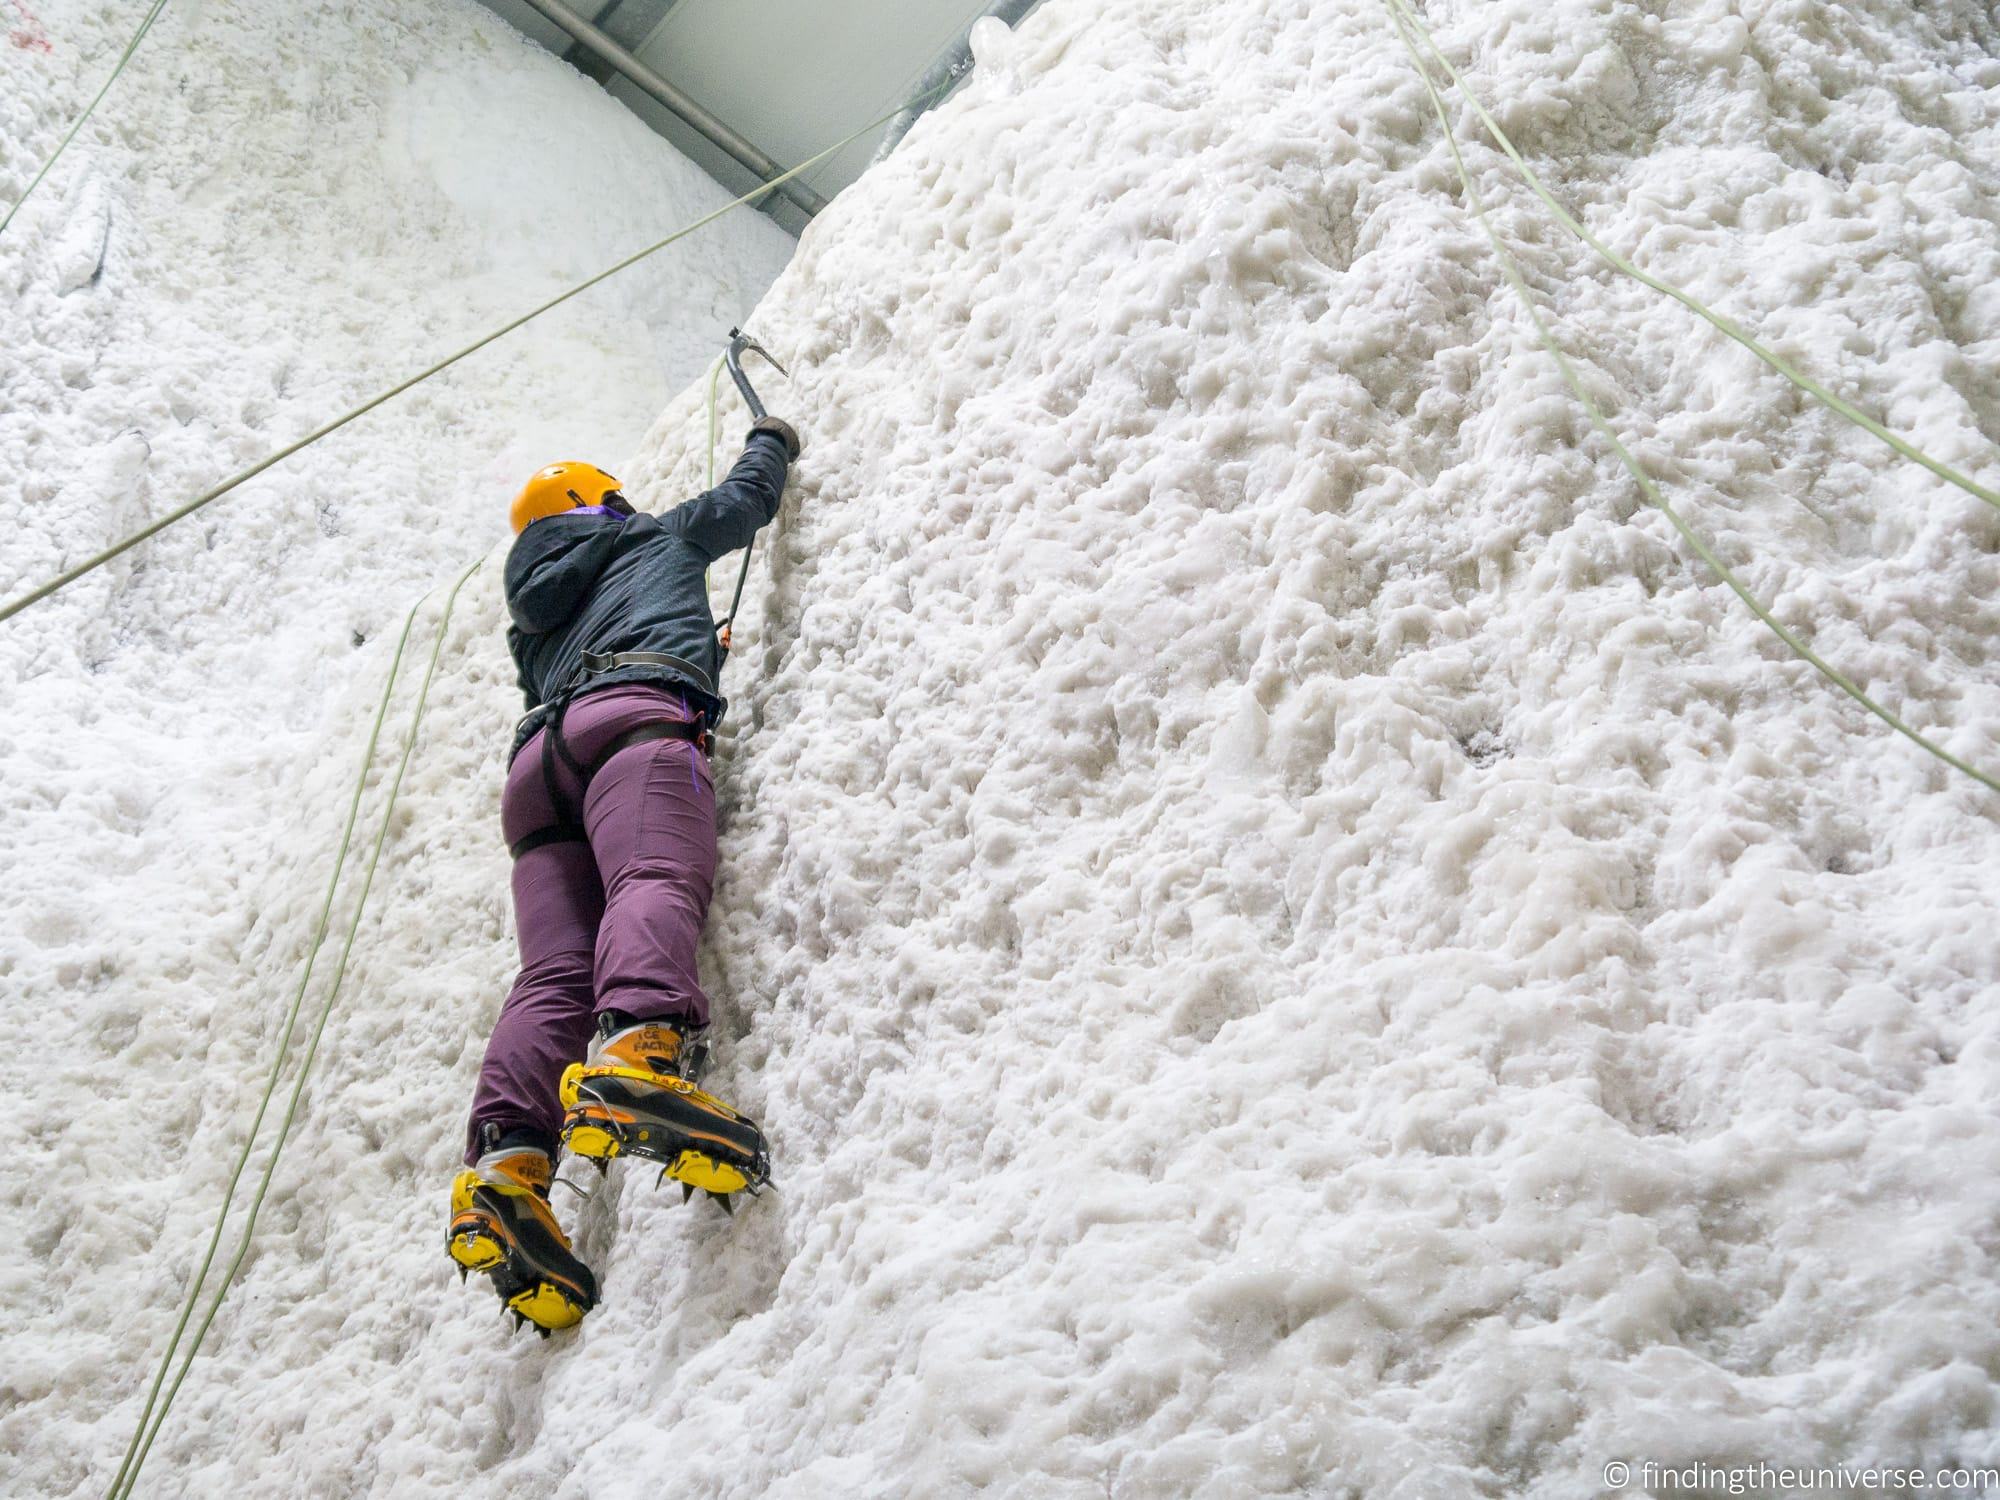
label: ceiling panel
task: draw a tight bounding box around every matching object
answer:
[473,0,1021,229]
[632,0,994,198]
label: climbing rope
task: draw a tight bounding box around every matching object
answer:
[100,577,434,1500]
[105,553,488,1500]
[1383,0,1999,515]
[0,0,171,239]
[0,80,950,627]
[1381,0,1998,796]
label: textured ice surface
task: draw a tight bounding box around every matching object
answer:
[7,0,2000,1496]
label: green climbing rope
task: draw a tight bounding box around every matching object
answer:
[0,0,171,239]
[1381,0,1997,796]
[1383,0,1999,515]
[106,553,488,1500]
[0,79,951,627]
[101,580,432,1500]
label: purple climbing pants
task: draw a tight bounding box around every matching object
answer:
[465,684,716,1163]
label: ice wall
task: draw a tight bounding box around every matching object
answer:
[7,0,2000,1495]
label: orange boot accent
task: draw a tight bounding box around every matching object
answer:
[447,1147,597,1333]
[559,1022,770,1205]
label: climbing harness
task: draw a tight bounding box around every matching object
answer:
[0,0,171,239]
[0,79,951,627]
[506,640,721,860]
[1380,0,1999,797]
[580,646,715,698]
[509,703,709,861]
[715,326,790,657]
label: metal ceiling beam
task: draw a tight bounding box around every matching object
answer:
[516,0,829,219]
[556,0,654,81]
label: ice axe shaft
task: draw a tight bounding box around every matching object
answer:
[725,327,786,421]
[717,327,789,660]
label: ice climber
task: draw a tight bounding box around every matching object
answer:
[447,415,801,1335]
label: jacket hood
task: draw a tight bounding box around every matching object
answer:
[503,513,625,634]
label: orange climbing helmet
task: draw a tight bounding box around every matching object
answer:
[509,462,628,534]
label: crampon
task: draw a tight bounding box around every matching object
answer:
[447,1146,598,1335]
[559,1020,771,1215]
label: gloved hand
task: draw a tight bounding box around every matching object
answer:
[751,415,802,462]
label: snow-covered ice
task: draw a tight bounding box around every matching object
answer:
[6,0,2000,1496]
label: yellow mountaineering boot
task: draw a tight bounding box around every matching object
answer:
[447,1144,598,1335]
[559,1018,771,1213]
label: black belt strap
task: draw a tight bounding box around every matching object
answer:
[585,718,706,781]
[510,713,707,860]
[579,648,715,699]
[510,824,586,859]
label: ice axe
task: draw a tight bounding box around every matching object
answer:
[716,327,789,659]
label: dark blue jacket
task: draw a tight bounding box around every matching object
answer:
[504,432,789,757]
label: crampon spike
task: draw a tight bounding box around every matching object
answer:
[512,1311,526,1334]
[458,1264,469,1285]
[681,1182,696,1205]
[711,1191,736,1217]
[537,1326,552,1341]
